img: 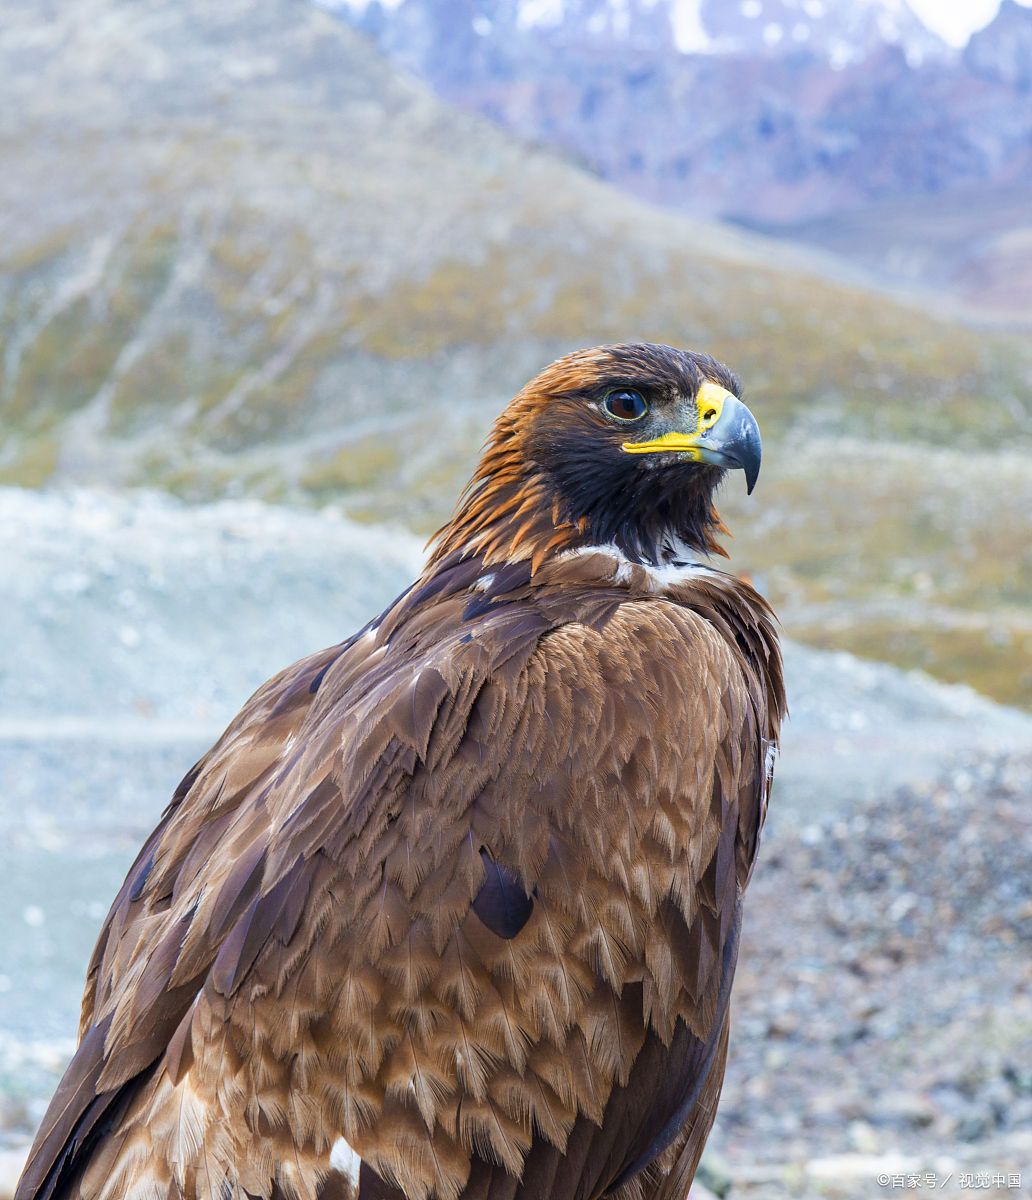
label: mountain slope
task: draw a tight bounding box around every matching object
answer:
[329,0,1032,225]
[1,0,1030,704]
[746,183,1032,325]
[325,0,1032,321]
[2,0,1028,492]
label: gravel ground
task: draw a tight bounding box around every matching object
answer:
[707,750,1032,1199]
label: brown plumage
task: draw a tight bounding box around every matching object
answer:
[16,343,785,1200]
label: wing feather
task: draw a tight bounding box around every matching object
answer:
[17,570,782,1200]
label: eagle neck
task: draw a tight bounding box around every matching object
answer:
[426,453,583,574]
[428,467,729,575]
[427,395,731,573]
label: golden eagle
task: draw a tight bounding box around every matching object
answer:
[17,343,785,1200]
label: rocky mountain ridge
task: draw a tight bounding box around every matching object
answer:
[323,0,952,63]
[325,0,1032,317]
[329,0,1031,225]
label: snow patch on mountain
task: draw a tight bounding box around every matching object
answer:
[316,0,953,61]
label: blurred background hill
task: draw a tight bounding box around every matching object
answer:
[0,0,1030,1195]
[3,0,1031,702]
[329,0,1032,322]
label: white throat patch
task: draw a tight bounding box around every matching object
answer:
[558,542,721,591]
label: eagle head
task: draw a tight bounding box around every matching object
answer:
[431,342,762,571]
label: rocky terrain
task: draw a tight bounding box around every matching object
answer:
[710,749,1032,1199]
[0,488,1029,1196]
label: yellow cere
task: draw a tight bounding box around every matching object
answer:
[695,381,729,433]
[621,382,734,456]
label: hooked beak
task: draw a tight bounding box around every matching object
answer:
[620,382,763,494]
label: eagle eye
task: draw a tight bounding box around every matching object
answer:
[602,389,648,423]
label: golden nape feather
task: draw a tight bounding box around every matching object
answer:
[17,343,785,1200]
